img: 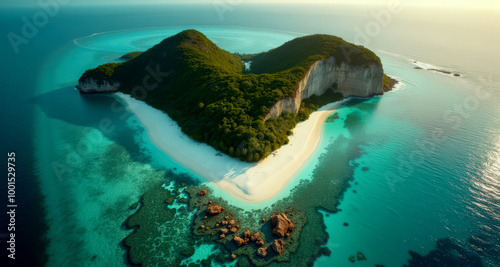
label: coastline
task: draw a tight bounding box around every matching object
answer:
[115,92,346,202]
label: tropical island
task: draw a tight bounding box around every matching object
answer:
[76,29,399,266]
[77,29,396,163]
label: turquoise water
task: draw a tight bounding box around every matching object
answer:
[1,4,499,266]
[315,55,500,266]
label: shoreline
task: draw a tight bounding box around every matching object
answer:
[115,92,345,202]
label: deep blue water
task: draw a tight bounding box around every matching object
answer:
[1,4,499,266]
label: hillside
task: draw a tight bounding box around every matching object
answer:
[78,29,392,162]
[249,34,381,74]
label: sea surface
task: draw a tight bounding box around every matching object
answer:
[0,4,499,266]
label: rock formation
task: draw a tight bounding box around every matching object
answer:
[270,213,295,237]
[349,255,356,262]
[357,251,367,261]
[197,189,207,196]
[206,205,224,215]
[257,247,268,257]
[251,232,260,242]
[265,57,384,120]
[272,239,286,254]
[243,230,251,239]
[234,236,246,247]
[76,78,121,94]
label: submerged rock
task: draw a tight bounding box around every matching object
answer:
[77,78,121,94]
[251,232,260,242]
[257,247,268,257]
[349,255,356,263]
[198,189,207,196]
[234,236,246,246]
[357,251,366,261]
[272,239,286,254]
[271,213,295,237]
[206,205,224,215]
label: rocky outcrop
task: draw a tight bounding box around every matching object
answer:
[265,57,384,120]
[270,213,295,237]
[272,239,286,254]
[251,232,260,242]
[257,247,268,257]
[357,251,367,261]
[206,205,224,215]
[197,189,207,196]
[76,78,121,94]
[234,236,246,246]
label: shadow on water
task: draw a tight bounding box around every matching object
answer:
[32,86,150,164]
[338,97,375,110]
[405,238,484,267]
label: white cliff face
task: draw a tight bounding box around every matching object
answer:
[77,78,121,94]
[265,56,383,120]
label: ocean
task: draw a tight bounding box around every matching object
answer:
[0,4,499,266]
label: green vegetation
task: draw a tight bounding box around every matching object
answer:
[79,30,383,162]
[79,62,122,82]
[250,34,381,74]
[120,51,143,60]
[383,74,397,92]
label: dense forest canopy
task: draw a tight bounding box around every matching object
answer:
[79,29,390,162]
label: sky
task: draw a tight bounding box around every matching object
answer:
[2,0,499,8]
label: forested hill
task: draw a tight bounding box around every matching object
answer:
[78,29,391,162]
[250,34,381,74]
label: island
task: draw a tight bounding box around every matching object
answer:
[77,29,396,163]
[76,29,399,266]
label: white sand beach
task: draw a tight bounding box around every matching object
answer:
[115,92,345,201]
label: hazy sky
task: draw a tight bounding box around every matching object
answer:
[2,0,499,8]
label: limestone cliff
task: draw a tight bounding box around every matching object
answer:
[265,56,383,120]
[76,78,121,94]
